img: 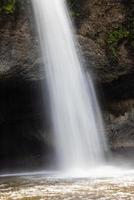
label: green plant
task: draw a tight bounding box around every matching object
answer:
[107,27,129,57]
[0,0,16,14]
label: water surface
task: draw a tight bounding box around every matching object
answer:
[1,168,134,200]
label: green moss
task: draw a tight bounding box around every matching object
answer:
[3,0,15,13]
[0,0,28,15]
[0,0,16,14]
[107,27,129,57]
[107,2,134,59]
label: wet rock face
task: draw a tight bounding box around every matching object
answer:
[0,0,133,85]
[75,0,134,84]
[74,0,134,153]
[0,0,133,84]
[0,5,44,81]
[75,0,124,81]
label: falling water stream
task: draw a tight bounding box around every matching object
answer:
[32,0,107,171]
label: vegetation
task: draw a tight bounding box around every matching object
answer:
[0,0,29,14]
[107,27,129,57]
[0,0,16,14]
[107,2,134,59]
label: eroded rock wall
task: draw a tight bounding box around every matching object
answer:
[73,0,134,152]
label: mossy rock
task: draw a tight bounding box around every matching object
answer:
[0,0,30,15]
[0,0,16,14]
[107,27,129,58]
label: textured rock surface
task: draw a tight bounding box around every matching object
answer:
[76,0,134,83]
[0,4,44,81]
[74,0,134,153]
[0,1,134,83]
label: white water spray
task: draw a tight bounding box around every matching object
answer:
[32,0,107,171]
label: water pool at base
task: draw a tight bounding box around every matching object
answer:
[1,166,134,200]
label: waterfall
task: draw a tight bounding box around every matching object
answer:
[32,0,107,171]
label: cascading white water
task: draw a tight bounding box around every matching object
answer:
[32,0,107,171]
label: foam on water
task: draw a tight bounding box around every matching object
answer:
[1,166,134,179]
